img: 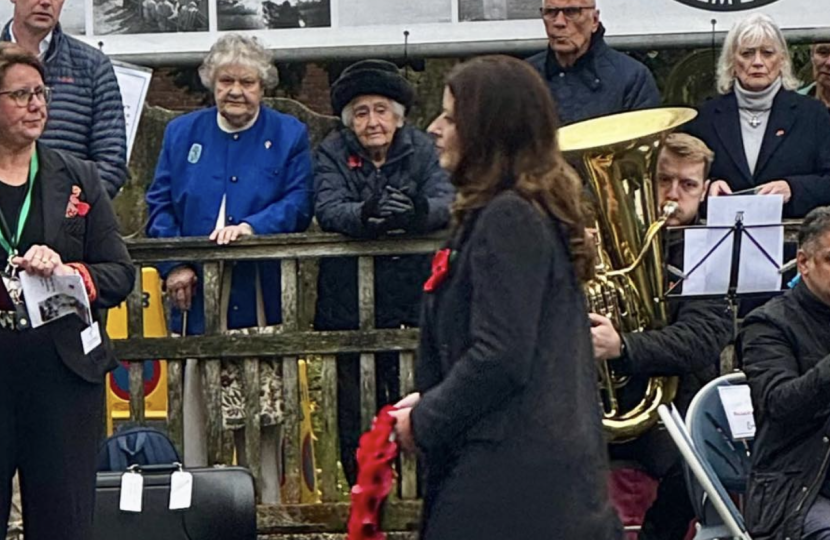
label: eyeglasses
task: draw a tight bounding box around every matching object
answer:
[0,86,52,107]
[540,6,595,21]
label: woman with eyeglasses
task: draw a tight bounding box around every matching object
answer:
[0,43,134,540]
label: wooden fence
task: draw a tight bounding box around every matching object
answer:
[111,223,803,535]
[113,232,445,535]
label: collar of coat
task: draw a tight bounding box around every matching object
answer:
[544,23,607,90]
[1,20,65,64]
[341,123,415,169]
[793,279,830,321]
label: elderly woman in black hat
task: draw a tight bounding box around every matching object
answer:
[313,59,453,485]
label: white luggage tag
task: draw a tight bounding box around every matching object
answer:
[119,466,144,513]
[169,464,193,510]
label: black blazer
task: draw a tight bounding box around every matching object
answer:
[685,89,830,218]
[34,144,135,382]
[410,192,621,540]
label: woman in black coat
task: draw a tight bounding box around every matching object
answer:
[0,44,134,540]
[685,13,830,219]
[390,55,623,540]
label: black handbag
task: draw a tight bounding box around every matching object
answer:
[93,464,256,540]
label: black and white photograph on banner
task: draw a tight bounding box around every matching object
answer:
[93,0,209,34]
[218,0,330,31]
[459,0,539,21]
[338,0,450,27]
[0,0,85,34]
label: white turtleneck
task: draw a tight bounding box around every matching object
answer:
[213,108,260,229]
[734,77,782,175]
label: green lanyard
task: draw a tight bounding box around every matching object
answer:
[0,151,39,259]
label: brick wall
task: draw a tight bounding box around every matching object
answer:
[145,63,334,115]
[295,64,333,115]
[145,67,208,111]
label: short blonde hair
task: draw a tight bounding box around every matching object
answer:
[660,133,715,179]
[716,13,799,95]
[198,34,279,92]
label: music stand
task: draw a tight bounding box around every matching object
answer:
[663,211,786,343]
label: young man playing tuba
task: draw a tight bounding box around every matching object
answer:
[590,134,733,540]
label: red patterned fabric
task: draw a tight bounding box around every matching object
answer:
[67,263,97,303]
[347,405,399,540]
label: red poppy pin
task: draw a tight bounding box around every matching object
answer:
[66,185,90,218]
[423,248,453,293]
[347,155,363,170]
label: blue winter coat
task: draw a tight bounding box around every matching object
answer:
[526,25,660,125]
[1,22,128,197]
[146,105,314,334]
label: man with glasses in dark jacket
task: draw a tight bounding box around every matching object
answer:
[740,207,830,540]
[526,0,660,125]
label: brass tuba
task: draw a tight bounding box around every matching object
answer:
[558,108,698,442]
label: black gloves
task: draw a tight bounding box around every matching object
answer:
[381,186,429,232]
[360,186,428,234]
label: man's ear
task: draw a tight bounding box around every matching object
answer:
[592,10,600,32]
[796,249,810,278]
[701,179,711,202]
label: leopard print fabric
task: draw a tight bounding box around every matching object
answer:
[220,325,285,430]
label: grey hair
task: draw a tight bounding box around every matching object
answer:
[799,207,830,253]
[716,13,800,95]
[340,97,406,128]
[198,34,279,91]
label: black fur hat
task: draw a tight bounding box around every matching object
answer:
[330,59,414,117]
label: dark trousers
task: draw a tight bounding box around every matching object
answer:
[0,328,103,540]
[639,465,695,540]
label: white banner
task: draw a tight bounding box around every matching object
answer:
[0,0,828,62]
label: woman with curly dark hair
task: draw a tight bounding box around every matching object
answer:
[390,55,622,540]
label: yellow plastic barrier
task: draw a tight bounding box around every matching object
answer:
[105,267,169,435]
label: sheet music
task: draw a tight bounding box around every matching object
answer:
[681,195,783,295]
[682,228,732,295]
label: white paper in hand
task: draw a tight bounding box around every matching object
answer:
[169,471,193,510]
[119,472,144,513]
[717,385,756,440]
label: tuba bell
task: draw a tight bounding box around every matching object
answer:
[558,107,698,442]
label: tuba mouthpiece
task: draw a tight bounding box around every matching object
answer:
[662,201,679,219]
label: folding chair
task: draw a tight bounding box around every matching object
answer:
[658,373,753,540]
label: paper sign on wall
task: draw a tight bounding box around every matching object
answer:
[112,61,153,163]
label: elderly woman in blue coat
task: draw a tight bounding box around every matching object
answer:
[145,34,313,500]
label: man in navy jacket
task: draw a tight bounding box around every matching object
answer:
[2,0,127,197]
[526,0,660,125]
